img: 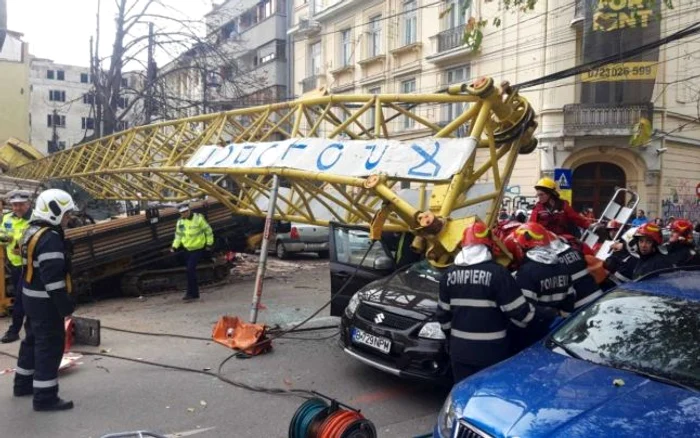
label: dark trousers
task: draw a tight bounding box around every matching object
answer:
[7,266,24,335]
[14,315,65,407]
[451,361,484,384]
[185,249,204,298]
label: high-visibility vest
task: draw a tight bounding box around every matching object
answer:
[172,213,214,251]
[2,212,30,267]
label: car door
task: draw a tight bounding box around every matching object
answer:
[328,223,397,316]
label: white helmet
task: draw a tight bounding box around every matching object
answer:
[621,226,639,255]
[32,189,76,226]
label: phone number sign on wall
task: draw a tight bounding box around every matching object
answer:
[185,137,479,182]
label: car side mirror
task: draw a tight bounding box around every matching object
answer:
[373,255,393,271]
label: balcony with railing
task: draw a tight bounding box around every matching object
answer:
[563,103,654,136]
[426,24,472,64]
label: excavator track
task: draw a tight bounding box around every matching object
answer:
[120,260,231,296]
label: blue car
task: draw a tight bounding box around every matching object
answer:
[436,268,700,438]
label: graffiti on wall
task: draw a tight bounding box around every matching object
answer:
[662,178,700,222]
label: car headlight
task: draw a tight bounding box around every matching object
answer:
[345,292,362,318]
[437,393,457,437]
[418,321,446,340]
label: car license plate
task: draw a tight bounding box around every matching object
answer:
[352,328,391,354]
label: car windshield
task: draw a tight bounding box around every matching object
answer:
[386,260,443,296]
[403,260,443,283]
[551,290,700,390]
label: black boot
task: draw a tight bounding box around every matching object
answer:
[34,398,74,411]
[13,387,32,397]
[1,331,20,343]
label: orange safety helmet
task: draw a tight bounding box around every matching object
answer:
[462,221,494,248]
[514,222,552,250]
[669,218,694,239]
[633,223,663,246]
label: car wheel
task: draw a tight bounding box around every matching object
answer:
[317,250,329,259]
[276,242,288,259]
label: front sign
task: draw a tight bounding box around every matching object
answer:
[581,0,662,104]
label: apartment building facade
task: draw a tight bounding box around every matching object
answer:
[289,0,700,220]
[203,0,290,111]
[29,59,101,154]
[0,30,30,145]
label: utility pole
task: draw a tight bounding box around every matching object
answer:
[145,22,155,124]
[94,0,102,137]
[51,109,60,152]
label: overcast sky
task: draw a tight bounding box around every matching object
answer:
[7,0,215,68]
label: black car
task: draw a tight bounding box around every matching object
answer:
[329,224,450,382]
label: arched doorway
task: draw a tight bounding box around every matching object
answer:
[572,162,626,216]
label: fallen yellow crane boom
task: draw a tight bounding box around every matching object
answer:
[6,78,537,264]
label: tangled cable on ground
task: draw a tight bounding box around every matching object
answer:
[0,242,377,402]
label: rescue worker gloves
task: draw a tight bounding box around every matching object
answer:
[31,189,76,226]
[514,222,552,250]
[633,223,663,246]
[462,221,494,248]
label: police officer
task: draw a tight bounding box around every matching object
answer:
[510,223,569,351]
[13,189,75,411]
[548,232,603,310]
[631,223,673,279]
[437,221,536,382]
[171,203,214,301]
[1,190,33,343]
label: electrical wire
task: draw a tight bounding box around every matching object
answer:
[514,22,700,89]
[0,240,378,404]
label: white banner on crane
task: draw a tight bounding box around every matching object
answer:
[184,137,478,181]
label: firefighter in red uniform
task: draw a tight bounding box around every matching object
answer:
[665,219,700,267]
[529,177,592,236]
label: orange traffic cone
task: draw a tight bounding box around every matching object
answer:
[212,316,272,356]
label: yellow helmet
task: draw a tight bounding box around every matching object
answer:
[534,177,557,191]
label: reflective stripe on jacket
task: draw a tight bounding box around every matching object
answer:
[172,213,214,251]
[3,211,31,267]
[21,224,74,319]
[437,260,535,367]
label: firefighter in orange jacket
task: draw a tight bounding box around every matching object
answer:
[529,177,592,236]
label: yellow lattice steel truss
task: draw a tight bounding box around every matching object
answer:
[8,78,537,264]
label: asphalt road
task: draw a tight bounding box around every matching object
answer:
[0,255,447,438]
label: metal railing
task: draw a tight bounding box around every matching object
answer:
[436,24,467,53]
[563,103,653,134]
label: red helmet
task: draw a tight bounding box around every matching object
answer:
[633,223,663,245]
[514,222,552,250]
[503,233,524,263]
[669,219,693,239]
[494,220,521,240]
[462,221,493,248]
[606,219,622,230]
